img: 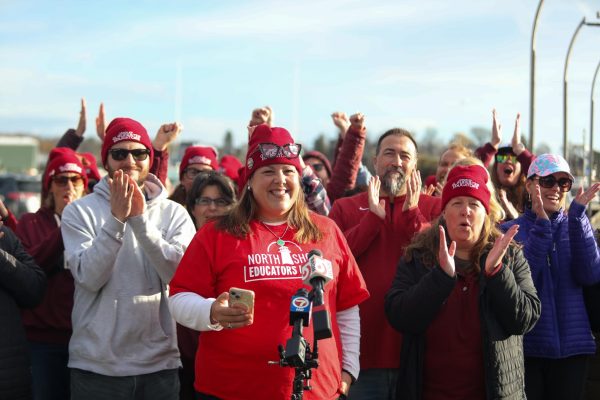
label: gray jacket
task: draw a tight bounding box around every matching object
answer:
[62,174,195,376]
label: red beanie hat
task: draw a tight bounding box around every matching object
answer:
[441,164,491,213]
[179,146,219,179]
[101,117,154,168]
[219,154,243,184]
[44,148,88,192]
[242,124,302,186]
[79,152,101,182]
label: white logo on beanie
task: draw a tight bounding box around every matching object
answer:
[59,163,83,174]
[189,155,212,165]
[452,178,479,190]
[112,131,141,143]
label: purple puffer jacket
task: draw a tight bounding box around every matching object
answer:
[501,202,600,358]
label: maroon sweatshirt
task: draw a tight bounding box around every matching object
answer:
[16,207,73,344]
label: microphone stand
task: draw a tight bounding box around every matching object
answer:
[270,287,330,400]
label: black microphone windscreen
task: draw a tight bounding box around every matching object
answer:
[307,249,322,258]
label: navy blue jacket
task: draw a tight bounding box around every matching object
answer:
[501,202,600,358]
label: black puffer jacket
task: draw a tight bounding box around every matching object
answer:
[0,226,46,400]
[385,246,540,400]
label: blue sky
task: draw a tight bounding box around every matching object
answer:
[1,0,599,155]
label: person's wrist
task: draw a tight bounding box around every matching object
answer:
[153,140,167,151]
[342,369,356,385]
[513,142,525,155]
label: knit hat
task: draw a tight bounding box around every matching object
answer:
[79,152,101,182]
[303,151,332,178]
[101,117,154,168]
[219,154,243,184]
[496,145,515,156]
[179,146,219,179]
[44,148,87,192]
[527,153,574,180]
[441,164,491,213]
[242,124,302,186]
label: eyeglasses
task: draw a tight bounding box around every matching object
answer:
[194,197,231,207]
[52,176,84,187]
[109,148,151,161]
[534,175,573,192]
[254,143,302,159]
[309,163,324,172]
[495,154,517,164]
[184,168,211,180]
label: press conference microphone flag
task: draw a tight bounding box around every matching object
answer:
[301,249,333,304]
[301,249,333,340]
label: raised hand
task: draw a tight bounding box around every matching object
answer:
[109,170,133,222]
[210,292,253,330]
[368,176,386,220]
[349,112,365,132]
[129,181,147,218]
[423,184,436,196]
[0,198,9,221]
[153,122,183,151]
[574,182,600,207]
[75,98,87,137]
[249,106,273,127]
[331,111,350,137]
[498,189,519,220]
[491,108,502,149]
[96,102,106,142]
[438,225,456,277]
[434,181,444,197]
[511,113,525,155]
[402,170,421,211]
[484,224,519,274]
[531,184,549,220]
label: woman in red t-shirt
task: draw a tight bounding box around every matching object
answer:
[169,124,369,400]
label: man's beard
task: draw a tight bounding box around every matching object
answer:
[380,167,406,197]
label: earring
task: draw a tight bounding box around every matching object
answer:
[247,184,252,192]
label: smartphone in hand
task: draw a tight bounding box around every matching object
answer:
[229,287,255,314]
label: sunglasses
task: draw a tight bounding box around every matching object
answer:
[53,175,84,187]
[109,148,151,161]
[254,142,302,160]
[495,154,517,163]
[309,163,324,172]
[184,168,211,180]
[195,197,231,207]
[534,175,573,192]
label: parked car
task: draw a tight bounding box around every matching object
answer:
[0,174,41,218]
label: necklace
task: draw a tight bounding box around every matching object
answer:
[261,221,290,246]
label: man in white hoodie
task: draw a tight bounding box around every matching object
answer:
[61,117,196,400]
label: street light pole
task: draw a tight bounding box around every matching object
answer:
[563,16,600,162]
[529,0,545,152]
[563,17,585,162]
[590,59,600,191]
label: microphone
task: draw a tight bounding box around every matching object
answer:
[301,249,333,340]
[289,288,311,327]
[301,249,333,306]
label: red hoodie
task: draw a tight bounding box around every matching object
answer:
[329,192,441,369]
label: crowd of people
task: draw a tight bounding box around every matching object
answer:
[0,102,599,400]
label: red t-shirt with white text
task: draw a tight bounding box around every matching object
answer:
[170,213,369,400]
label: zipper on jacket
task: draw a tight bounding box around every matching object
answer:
[547,242,556,267]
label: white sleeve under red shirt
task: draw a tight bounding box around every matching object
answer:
[169,213,369,400]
